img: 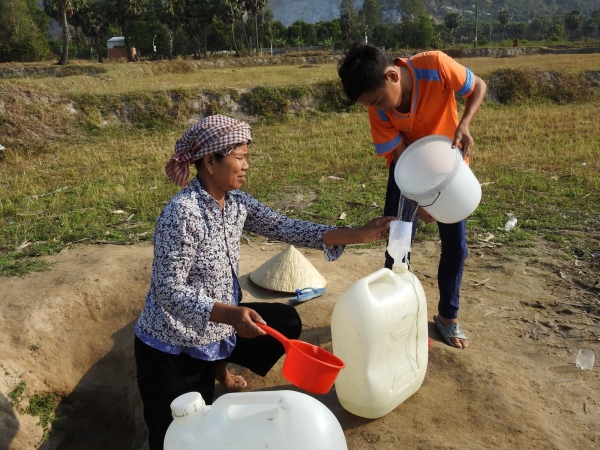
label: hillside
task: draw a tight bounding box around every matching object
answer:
[268,0,600,26]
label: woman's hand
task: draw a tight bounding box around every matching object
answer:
[323,216,397,246]
[356,216,398,243]
[210,303,267,338]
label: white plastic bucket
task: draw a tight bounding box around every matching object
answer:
[394,135,481,224]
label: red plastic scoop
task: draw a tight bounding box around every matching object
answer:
[257,323,345,395]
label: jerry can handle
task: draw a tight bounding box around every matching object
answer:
[362,268,396,286]
[211,391,285,412]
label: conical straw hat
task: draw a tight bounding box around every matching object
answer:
[250,245,327,293]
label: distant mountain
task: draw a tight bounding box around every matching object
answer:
[268,0,600,26]
[424,0,600,22]
[268,0,364,26]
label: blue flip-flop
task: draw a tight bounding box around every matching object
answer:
[289,287,326,303]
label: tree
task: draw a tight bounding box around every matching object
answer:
[45,0,82,65]
[401,0,425,22]
[564,10,582,41]
[361,0,380,29]
[77,0,110,62]
[69,5,86,58]
[315,19,342,46]
[372,24,395,49]
[548,23,564,41]
[158,0,186,59]
[285,20,315,48]
[105,0,148,61]
[219,0,244,56]
[183,0,215,58]
[287,21,303,43]
[414,12,435,48]
[551,10,564,26]
[444,12,461,43]
[498,10,509,40]
[582,10,600,39]
[246,0,268,55]
[0,0,50,62]
[399,0,428,49]
[529,16,550,41]
[301,22,318,46]
[340,0,357,42]
[261,8,275,54]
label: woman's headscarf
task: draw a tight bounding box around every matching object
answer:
[165,114,252,186]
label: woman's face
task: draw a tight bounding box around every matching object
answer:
[213,144,249,191]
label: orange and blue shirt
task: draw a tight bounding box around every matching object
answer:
[369,51,475,166]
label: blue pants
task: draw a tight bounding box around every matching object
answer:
[384,161,468,319]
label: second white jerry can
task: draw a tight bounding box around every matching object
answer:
[331,263,428,419]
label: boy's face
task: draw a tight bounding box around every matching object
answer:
[356,69,402,112]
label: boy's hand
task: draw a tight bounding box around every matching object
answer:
[393,138,411,162]
[452,123,473,160]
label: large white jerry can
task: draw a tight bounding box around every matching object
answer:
[331,264,428,419]
[164,390,348,450]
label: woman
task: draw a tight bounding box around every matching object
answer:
[134,115,395,449]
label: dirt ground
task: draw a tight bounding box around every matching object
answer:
[1,233,599,450]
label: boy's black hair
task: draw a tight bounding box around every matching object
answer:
[337,41,392,104]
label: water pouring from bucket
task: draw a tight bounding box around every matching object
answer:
[387,220,413,265]
[394,135,481,224]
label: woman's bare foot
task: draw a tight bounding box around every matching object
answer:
[434,315,469,348]
[216,362,247,392]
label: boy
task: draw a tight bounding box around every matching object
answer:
[338,42,486,349]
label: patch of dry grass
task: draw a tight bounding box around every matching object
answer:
[3,54,599,97]
[1,53,599,274]
[3,61,338,95]
[458,54,600,77]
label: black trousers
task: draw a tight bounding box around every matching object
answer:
[134,302,301,450]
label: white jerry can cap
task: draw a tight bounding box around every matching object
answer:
[392,262,409,274]
[170,392,206,418]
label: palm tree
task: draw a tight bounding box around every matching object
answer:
[44,0,77,65]
[564,10,583,42]
[444,12,461,43]
[499,10,509,40]
[78,0,109,62]
[220,0,244,57]
[246,0,268,55]
[159,0,185,59]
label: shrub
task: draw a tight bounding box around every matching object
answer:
[488,69,539,104]
[244,86,291,118]
[488,69,597,105]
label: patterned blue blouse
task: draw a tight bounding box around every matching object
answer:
[135,177,344,360]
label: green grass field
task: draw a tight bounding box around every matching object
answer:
[0,54,598,276]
